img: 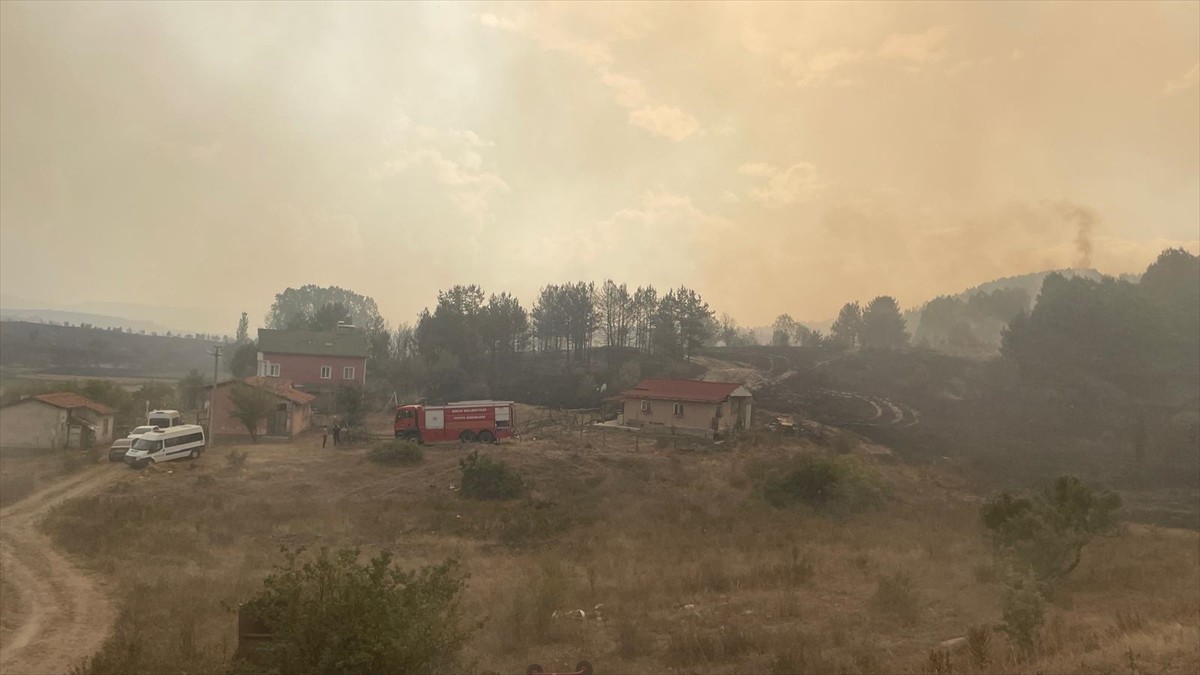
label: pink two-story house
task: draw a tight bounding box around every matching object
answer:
[257,326,369,412]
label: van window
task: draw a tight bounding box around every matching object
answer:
[133,439,163,452]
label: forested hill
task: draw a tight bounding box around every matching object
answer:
[906,268,1142,355]
[0,320,219,379]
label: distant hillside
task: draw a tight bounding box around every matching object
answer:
[0,320,225,379]
[0,308,165,334]
[906,268,1142,356]
[0,294,234,336]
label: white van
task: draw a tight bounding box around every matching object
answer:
[148,410,184,429]
[125,424,206,468]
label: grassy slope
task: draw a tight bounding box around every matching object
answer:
[40,417,1200,675]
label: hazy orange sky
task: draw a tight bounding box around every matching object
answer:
[2,1,1197,333]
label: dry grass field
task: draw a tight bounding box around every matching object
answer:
[31,412,1200,675]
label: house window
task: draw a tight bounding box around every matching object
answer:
[640,400,652,413]
[343,366,355,380]
[673,402,684,417]
[269,363,280,377]
[320,366,332,379]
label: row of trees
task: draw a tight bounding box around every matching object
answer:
[409,281,718,401]
[236,281,720,406]
[769,296,910,350]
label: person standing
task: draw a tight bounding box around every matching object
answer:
[321,425,328,448]
[332,421,341,447]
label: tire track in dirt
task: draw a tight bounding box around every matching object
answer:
[0,466,120,675]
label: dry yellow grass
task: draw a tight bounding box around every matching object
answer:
[34,414,1200,674]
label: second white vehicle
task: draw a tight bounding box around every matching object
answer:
[125,425,206,468]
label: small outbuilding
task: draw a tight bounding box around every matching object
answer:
[0,392,116,450]
[613,378,753,438]
[207,376,316,440]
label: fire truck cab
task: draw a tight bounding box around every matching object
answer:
[394,400,517,444]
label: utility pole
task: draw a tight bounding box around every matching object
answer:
[208,345,222,446]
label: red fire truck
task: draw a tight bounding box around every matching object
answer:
[393,400,517,444]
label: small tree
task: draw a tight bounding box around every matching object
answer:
[241,548,467,674]
[830,301,863,348]
[999,572,1045,653]
[335,385,365,429]
[771,314,795,347]
[177,369,206,409]
[980,475,1121,583]
[229,383,275,442]
[236,311,250,344]
[859,296,909,349]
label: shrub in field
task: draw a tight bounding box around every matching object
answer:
[501,560,570,650]
[459,450,524,500]
[226,449,248,470]
[239,548,467,674]
[980,475,1121,582]
[366,441,424,466]
[999,573,1045,653]
[871,571,919,621]
[759,455,887,512]
[498,502,574,547]
[967,624,992,669]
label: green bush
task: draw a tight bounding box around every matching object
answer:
[980,475,1121,583]
[999,573,1045,653]
[459,450,524,500]
[239,548,467,674]
[871,571,919,621]
[758,455,887,512]
[367,441,424,466]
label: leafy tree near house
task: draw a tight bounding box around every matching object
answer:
[229,383,275,442]
[335,384,366,429]
[177,370,207,410]
[265,285,383,333]
[307,302,353,331]
[859,296,909,349]
[229,340,259,378]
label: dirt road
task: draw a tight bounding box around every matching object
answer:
[0,466,119,675]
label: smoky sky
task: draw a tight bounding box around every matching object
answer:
[1,1,1197,332]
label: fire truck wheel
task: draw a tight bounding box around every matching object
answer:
[526,665,544,675]
[459,430,477,443]
[577,661,594,675]
[478,430,496,444]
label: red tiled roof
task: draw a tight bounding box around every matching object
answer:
[241,377,317,404]
[30,392,114,415]
[615,379,749,403]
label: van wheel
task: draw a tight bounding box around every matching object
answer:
[478,430,495,444]
[189,449,198,459]
[459,431,476,443]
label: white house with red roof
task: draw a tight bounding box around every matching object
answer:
[613,378,753,438]
[0,392,116,449]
